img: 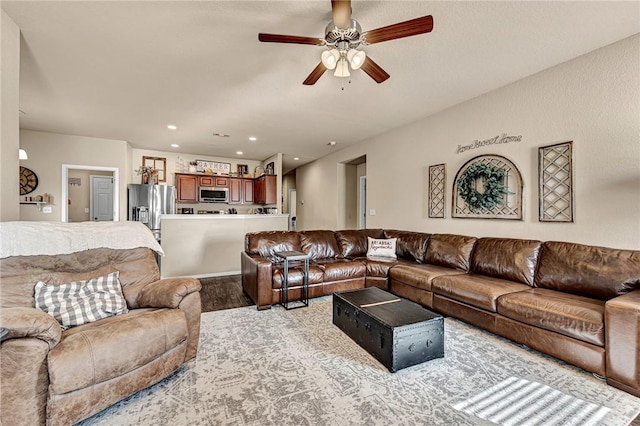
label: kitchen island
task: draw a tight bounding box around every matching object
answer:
[160,214,289,278]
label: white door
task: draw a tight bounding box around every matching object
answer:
[91,176,114,221]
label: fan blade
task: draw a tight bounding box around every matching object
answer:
[360,56,390,83]
[303,62,328,85]
[362,15,433,45]
[331,0,352,29]
[258,33,324,46]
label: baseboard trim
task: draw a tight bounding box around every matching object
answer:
[161,271,241,279]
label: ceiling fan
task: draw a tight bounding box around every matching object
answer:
[258,0,433,85]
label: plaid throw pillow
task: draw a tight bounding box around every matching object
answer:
[34,271,128,330]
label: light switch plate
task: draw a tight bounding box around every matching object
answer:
[369,208,376,216]
[85,207,89,213]
[42,206,52,214]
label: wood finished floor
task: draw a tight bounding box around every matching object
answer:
[197,275,640,424]
[199,274,254,313]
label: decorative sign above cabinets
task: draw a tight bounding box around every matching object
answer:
[196,160,231,175]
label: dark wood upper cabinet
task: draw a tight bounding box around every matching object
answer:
[176,174,198,203]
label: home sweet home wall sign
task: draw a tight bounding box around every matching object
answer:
[456,133,522,154]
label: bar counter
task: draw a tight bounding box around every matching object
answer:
[159,214,289,278]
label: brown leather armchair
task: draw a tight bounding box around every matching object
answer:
[0,245,201,426]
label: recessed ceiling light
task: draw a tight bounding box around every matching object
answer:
[249,136,257,141]
[167,124,177,130]
[171,144,179,148]
[236,151,243,155]
[294,157,300,161]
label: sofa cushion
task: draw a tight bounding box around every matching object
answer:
[315,259,366,282]
[383,230,430,262]
[389,263,466,292]
[334,229,385,258]
[245,231,302,263]
[431,274,530,312]
[471,238,542,286]
[362,257,402,278]
[535,241,640,300]
[299,230,341,260]
[34,271,128,330]
[497,288,605,346]
[424,234,477,271]
[48,308,187,394]
[272,265,324,288]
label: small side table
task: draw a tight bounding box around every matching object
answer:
[274,250,310,310]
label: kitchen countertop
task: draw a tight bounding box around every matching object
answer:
[161,214,288,219]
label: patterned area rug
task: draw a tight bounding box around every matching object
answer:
[79,298,640,426]
[453,376,611,425]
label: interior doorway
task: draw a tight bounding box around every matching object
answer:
[288,189,297,230]
[340,155,366,230]
[61,164,119,222]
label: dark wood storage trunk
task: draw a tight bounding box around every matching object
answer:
[333,287,444,372]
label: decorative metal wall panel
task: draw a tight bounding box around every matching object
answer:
[452,154,523,220]
[428,164,446,218]
[539,141,573,222]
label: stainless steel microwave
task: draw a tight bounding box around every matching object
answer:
[199,186,228,203]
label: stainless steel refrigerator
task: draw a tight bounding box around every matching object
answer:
[127,184,176,242]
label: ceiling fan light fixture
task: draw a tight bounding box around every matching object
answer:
[347,49,366,70]
[334,58,351,78]
[321,49,340,70]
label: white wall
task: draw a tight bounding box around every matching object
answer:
[297,35,640,249]
[0,11,21,221]
[130,148,264,187]
[19,130,130,222]
[297,142,366,230]
[131,148,277,214]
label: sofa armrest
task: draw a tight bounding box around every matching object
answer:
[241,251,273,310]
[605,290,640,396]
[0,306,62,349]
[137,277,202,309]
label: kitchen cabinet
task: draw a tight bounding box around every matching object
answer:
[198,176,214,187]
[197,176,228,187]
[229,178,255,204]
[243,178,254,204]
[176,174,198,203]
[214,177,229,187]
[254,175,277,205]
[176,172,274,205]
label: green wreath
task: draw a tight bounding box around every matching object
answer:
[457,163,508,212]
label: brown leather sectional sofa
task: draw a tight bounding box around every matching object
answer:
[0,247,202,426]
[241,229,640,397]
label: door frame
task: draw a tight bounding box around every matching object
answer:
[61,164,119,222]
[358,176,366,229]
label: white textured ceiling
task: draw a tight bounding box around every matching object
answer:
[3,1,639,173]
